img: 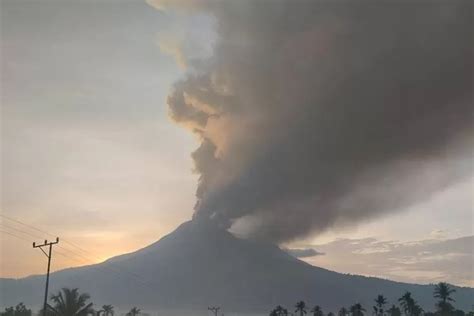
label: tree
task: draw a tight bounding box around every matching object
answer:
[270,306,289,316]
[1,303,32,316]
[48,288,93,316]
[126,308,140,316]
[311,306,324,316]
[398,292,423,316]
[436,301,455,316]
[386,305,401,316]
[434,282,456,304]
[296,301,307,316]
[411,305,423,316]
[350,304,366,316]
[373,295,387,316]
[101,305,114,316]
[434,282,456,316]
[338,308,349,316]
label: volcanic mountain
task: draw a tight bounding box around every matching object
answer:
[1,220,473,313]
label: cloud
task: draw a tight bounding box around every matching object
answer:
[285,248,325,258]
[304,236,474,286]
[151,0,473,243]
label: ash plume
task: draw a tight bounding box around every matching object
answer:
[151,0,473,243]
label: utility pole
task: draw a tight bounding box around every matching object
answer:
[33,237,59,316]
[208,306,220,316]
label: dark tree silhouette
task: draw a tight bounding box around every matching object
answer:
[126,307,140,316]
[373,295,387,316]
[434,282,456,316]
[270,306,288,316]
[386,305,401,316]
[101,305,113,316]
[47,288,93,316]
[296,301,307,316]
[398,292,414,316]
[0,303,32,316]
[311,305,324,316]
[350,304,365,316]
[338,308,348,316]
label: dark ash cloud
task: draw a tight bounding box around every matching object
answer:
[153,0,473,242]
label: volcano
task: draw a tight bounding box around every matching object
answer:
[1,220,473,313]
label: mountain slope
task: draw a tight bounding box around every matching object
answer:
[1,220,473,313]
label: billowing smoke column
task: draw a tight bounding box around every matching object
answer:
[151,0,473,243]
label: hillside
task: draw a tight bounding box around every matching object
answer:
[1,220,472,313]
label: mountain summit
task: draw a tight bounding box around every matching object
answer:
[1,220,473,313]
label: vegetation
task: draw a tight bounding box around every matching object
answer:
[0,303,31,316]
[295,301,307,316]
[3,282,473,316]
[434,283,456,316]
[387,305,402,316]
[373,295,387,316]
[46,288,93,316]
[349,303,366,316]
[125,307,140,316]
[266,282,471,316]
[311,305,324,316]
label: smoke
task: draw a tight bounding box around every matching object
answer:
[151,0,473,243]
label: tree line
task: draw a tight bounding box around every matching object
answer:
[1,282,472,316]
[269,283,473,316]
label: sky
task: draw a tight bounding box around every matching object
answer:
[0,0,472,286]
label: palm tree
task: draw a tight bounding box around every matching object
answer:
[386,305,401,316]
[296,301,307,316]
[311,306,324,316]
[126,307,140,316]
[271,306,288,316]
[434,283,456,316]
[398,292,423,316]
[101,306,113,316]
[350,304,365,316]
[398,292,414,316]
[47,288,93,316]
[434,282,456,304]
[411,305,423,316]
[374,295,387,316]
[338,308,349,316]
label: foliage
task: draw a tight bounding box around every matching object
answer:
[386,305,401,316]
[0,303,31,316]
[338,308,348,316]
[350,303,366,316]
[434,283,456,304]
[125,307,140,316]
[311,305,324,316]
[295,301,307,316]
[398,291,423,316]
[47,288,94,316]
[434,282,457,316]
[373,295,387,316]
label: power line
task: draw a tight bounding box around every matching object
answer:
[0,229,153,290]
[0,230,32,243]
[0,222,45,240]
[0,214,158,290]
[0,214,55,238]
